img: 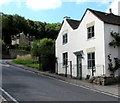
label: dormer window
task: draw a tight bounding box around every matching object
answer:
[87,26,94,39]
[63,33,68,45]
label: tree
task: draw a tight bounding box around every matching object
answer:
[2,13,61,46]
[31,38,56,72]
[39,38,55,72]
[13,14,29,34]
[2,14,29,45]
[31,40,39,57]
[45,23,61,39]
[2,14,13,45]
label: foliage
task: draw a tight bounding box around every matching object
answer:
[114,58,120,71]
[45,23,61,39]
[2,14,13,45]
[108,54,114,73]
[108,54,120,77]
[31,40,39,57]
[39,38,55,72]
[39,38,55,56]
[31,38,56,72]
[12,59,40,69]
[109,32,120,47]
[10,44,19,49]
[26,63,40,69]
[2,13,62,45]
[108,32,120,77]
[0,39,5,46]
[13,59,33,64]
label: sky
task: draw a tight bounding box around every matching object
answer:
[0,0,116,23]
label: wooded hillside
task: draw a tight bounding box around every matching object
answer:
[2,14,62,45]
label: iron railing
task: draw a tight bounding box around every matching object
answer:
[56,62,105,78]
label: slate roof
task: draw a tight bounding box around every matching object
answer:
[88,9,120,26]
[65,9,120,30]
[66,19,81,30]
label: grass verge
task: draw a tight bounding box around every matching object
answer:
[12,59,40,69]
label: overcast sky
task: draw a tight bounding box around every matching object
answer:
[0,0,115,23]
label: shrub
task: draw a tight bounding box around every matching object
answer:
[31,38,56,72]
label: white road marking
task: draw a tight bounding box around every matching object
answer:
[0,87,19,103]
[0,95,7,102]
[0,64,10,67]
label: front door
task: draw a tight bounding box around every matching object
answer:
[77,55,82,79]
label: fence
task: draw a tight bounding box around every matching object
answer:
[56,62,105,79]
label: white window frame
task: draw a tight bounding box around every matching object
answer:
[87,52,95,69]
[87,26,94,39]
[63,52,68,66]
[63,33,68,45]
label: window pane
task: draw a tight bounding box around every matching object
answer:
[92,60,95,67]
[63,33,68,44]
[63,52,68,66]
[87,26,94,39]
[92,26,94,32]
[87,52,95,69]
[88,61,91,69]
[92,53,95,59]
[92,32,94,37]
[88,53,91,59]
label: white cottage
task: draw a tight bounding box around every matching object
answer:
[56,8,120,79]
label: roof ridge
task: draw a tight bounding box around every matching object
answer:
[66,18,80,22]
[87,8,120,26]
[66,19,81,30]
[88,8,120,17]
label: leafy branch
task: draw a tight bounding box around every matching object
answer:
[108,54,120,77]
[109,32,120,47]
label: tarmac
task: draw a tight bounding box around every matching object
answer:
[6,61,120,98]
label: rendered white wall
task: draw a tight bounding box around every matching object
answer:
[56,9,120,78]
[104,24,119,76]
[56,10,106,78]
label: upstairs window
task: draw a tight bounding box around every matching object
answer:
[63,33,68,44]
[87,26,94,39]
[87,52,95,69]
[63,52,68,66]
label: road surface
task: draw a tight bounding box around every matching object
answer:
[1,60,119,102]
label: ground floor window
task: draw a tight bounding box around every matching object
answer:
[87,52,95,69]
[63,52,68,66]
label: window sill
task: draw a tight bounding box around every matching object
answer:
[87,37,95,41]
[62,43,68,45]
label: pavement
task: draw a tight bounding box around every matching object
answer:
[6,61,120,98]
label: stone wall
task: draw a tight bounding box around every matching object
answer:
[9,49,30,59]
[89,76,120,85]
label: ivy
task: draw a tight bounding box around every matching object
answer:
[109,32,120,47]
[108,32,120,77]
[108,54,120,77]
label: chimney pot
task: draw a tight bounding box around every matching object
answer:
[109,8,112,14]
[63,16,70,20]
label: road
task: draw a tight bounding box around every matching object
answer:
[1,60,119,102]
